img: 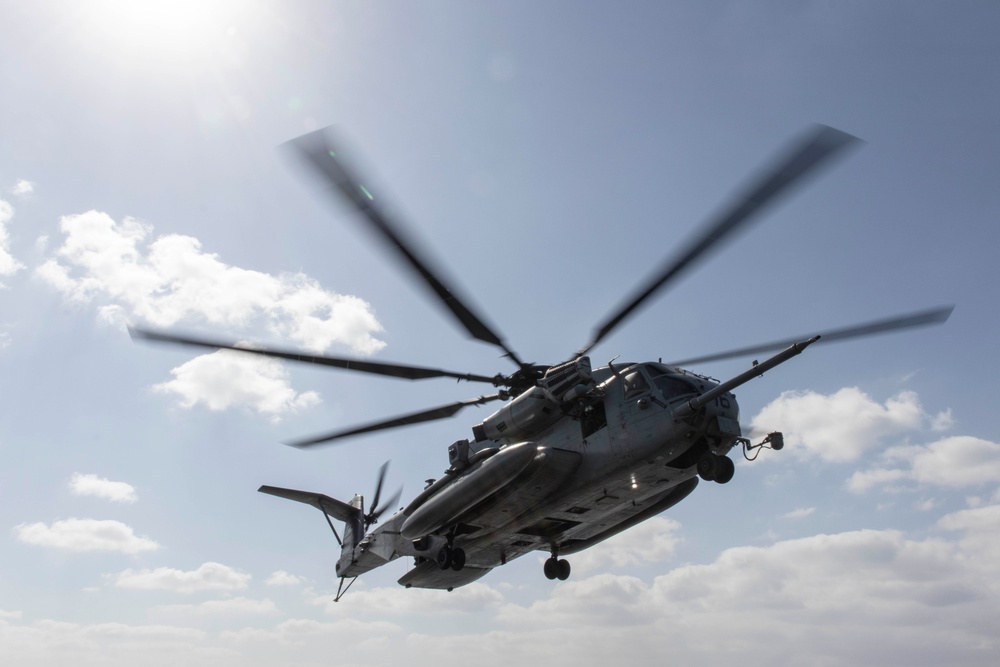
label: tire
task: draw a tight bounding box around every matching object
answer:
[714,456,735,484]
[450,547,466,571]
[697,453,716,481]
[436,546,452,570]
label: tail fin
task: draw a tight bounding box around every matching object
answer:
[259,485,365,556]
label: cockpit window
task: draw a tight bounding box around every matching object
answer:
[652,374,699,401]
[622,371,650,399]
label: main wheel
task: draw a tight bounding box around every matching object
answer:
[450,547,466,571]
[556,559,571,581]
[543,557,558,580]
[714,455,735,484]
[697,453,717,481]
[436,546,453,570]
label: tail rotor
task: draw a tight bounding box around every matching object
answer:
[364,461,401,529]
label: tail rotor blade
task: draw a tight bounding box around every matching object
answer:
[369,461,389,517]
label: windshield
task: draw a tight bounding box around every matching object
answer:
[649,369,698,401]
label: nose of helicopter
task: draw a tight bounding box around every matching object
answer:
[702,391,742,443]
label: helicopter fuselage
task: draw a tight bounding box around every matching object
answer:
[336,361,741,589]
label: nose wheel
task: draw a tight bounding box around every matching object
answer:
[697,452,735,484]
[544,555,571,581]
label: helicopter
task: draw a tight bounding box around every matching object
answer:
[131,124,952,599]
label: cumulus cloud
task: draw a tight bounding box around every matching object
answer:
[11,179,34,196]
[265,570,304,587]
[750,388,949,462]
[313,581,503,617]
[14,518,159,554]
[36,211,385,354]
[0,198,24,281]
[4,500,1000,666]
[427,511,1000,667]
[152,597,279,617]
[151,349,320,420]
[114,562,250,594]
[849,436,1000,493]
[568,516,682,573]
[69,473,138,503]
[35,210,387,417]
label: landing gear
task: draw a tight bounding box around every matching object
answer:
[714,455,735,484]
[544,554,571,581]
[697,453,716,481]
[435,545,466,571]
[697,452,735,484]
[450,547,466,571]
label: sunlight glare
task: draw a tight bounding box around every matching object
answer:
[85,0,243,66]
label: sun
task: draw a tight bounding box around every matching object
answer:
[81,0,245,68]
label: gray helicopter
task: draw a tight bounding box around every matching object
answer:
[132,125,951,599]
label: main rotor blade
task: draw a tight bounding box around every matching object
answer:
[128,325,500,384]
[287,129,525,369]
[286,394,504,448]
[577,125,861,356]
[665,305,954,367]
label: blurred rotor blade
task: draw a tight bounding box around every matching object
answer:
[128,325,500,384]
[287,128,525,369]
[666,305,954,367]
[286,394,504,448]
[369,461,389,517]
[577,125,861,357]
[368,467,402,525]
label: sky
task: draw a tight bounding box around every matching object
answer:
[1,1,999,664]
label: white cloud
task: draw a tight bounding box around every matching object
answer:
[931,408,955,432]
[219,617,403,649]
[265,570,304,587]
[567,516,682,573]
[3,503,1000,666]
[312,581,503,617]
[151,349,321,420]
[0,618,209,666]
[152,597,279,617]
[11,179,34,196]
[114,562,250,594]
[69,473,138,503]
[14,518,159,554]
[0,198,24,280]
[750,388,943,462]
[432,519,1000,667]
[848,436,1000,492]
[37,210,385,354]
[782,506,816,520]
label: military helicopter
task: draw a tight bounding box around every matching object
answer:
[131,125,952,599]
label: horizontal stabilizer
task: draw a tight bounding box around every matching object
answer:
[258,485,360,523]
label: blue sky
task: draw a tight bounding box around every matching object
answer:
[1,1,999,664]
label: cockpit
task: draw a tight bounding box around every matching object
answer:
[622,363,703,403]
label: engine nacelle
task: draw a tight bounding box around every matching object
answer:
[473,357,595,442]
